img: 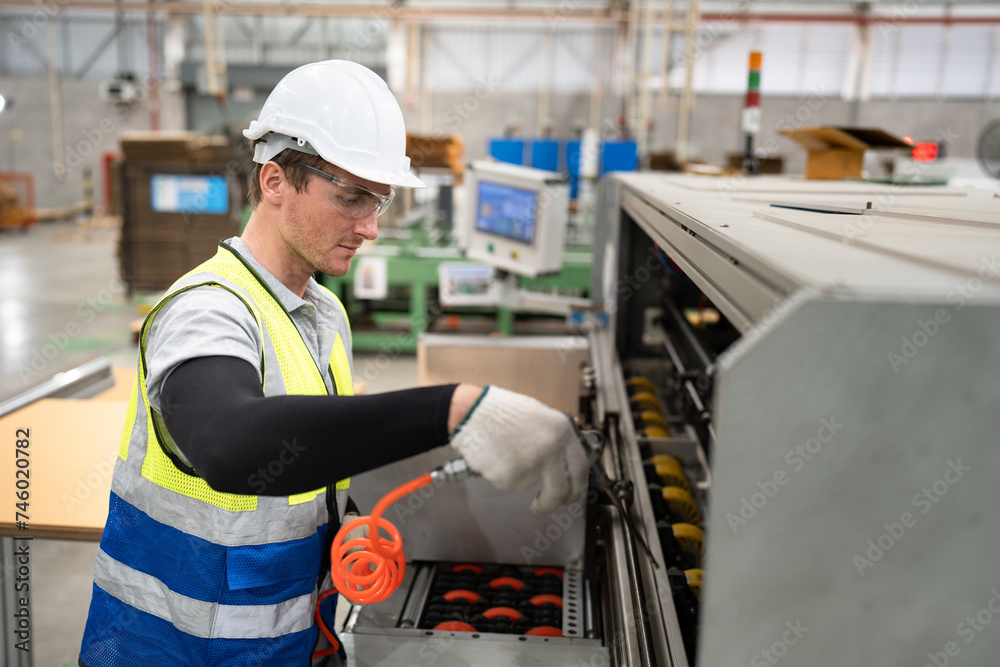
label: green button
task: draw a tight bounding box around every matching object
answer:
[487,243,495,253]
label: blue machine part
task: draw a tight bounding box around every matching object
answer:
[566,140,581,200]
[601,140,639,173]
[566,140,581,176]
[488,139,527,166]
[488,137,638,201]
[530,140,561,172]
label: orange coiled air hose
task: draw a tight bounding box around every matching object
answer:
[331,472,433,603]
[313,472,434,659]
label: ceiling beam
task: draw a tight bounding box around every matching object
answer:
[0,1,624,22]
[0,2,995,25]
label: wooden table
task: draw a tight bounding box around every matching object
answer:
[0,369,131,666]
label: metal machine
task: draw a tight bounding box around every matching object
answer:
[588,172,1000,666]
[339,171,1000,666]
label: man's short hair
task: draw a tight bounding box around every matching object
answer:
[247,144,330,209]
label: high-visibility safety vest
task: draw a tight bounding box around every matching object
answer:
[80,243,352,666]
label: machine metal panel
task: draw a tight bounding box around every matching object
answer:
[609,173,1000,330]
[601,503,647,667]
[598,172,1000,666]
[702,294,1000,666]
[342,628,608,666]
[621,189,786,331]
[605,345,686,667]
[755,209,1000,281]
[348,446,586,568]
[663,201,986,295]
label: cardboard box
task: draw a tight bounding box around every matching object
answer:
[417,334,588,416]
[119,160,242,291]
[120,131,200,162]
[780,126,910,180]
[406,133,465,183]
[726,153,784,174]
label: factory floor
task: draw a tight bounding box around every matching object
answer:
[0,220,420,666]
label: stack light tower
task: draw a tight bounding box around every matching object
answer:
[742,51,762,175]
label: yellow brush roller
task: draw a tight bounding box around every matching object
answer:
[639,410,669,430]
[672,523,705,565]
[644,425,671,439]
[627,376,657,394]
[684,568,704,598]
[648,454,681,468]
[654,462,691,492]
[630,391,663,413]
[662,486,702,526]
[649,454,691,491]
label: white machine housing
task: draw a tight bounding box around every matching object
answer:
[460,159,569,277]
[591,171,1000,666]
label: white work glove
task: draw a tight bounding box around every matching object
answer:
[449,386,590,515]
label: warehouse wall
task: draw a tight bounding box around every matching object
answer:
[399,90,625,161]
[4,77,999,211]
[0,77,185,211]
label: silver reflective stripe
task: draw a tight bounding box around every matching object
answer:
[112,473,325,547]
[94,550,317,640]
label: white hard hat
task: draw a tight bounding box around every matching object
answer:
[244,60,425,188]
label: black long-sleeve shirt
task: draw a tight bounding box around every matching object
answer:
[160,355,457,496]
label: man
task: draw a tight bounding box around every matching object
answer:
[79,60,588,666]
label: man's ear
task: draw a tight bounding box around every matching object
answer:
[259,162,286,206]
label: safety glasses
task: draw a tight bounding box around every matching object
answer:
[285,163,395,218]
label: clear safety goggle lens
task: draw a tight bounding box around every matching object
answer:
[285,163,395,218]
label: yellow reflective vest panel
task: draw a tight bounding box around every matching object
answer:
[81,243,352,666]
